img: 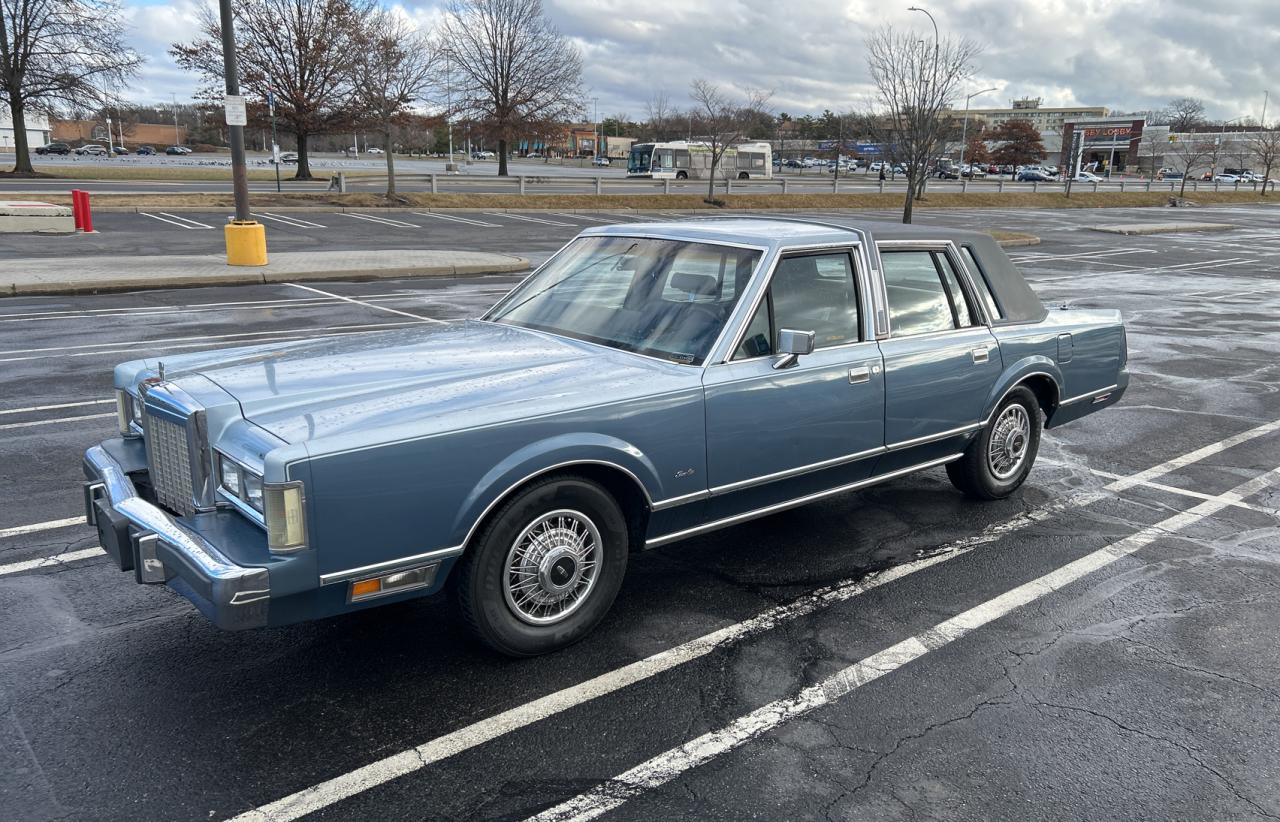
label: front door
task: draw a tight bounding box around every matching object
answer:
[875,245,1001,470]
[702,249,885,518]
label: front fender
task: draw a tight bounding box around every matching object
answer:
[450,433,664,548]
[982,356,1063,422]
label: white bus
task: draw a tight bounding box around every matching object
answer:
[627,141,773,180]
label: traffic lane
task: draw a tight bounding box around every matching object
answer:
[601,494,1280,822]
[0,458,1204,822]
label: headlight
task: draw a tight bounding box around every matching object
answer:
[216,452,263,512]
[243,472,264,512]
[264,482,307,553]
[218,456,242,496]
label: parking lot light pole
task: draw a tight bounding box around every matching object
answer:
[218,0,267,265]
[958,86,997,178]
[1214,117,1243,178]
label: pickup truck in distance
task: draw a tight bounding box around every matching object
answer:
[83,218,1128,656]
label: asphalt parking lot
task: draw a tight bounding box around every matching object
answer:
[2,204,1280,821]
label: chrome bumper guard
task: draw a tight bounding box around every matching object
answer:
[83,444,270,629]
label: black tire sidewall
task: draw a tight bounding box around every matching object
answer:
[459,477,628,656]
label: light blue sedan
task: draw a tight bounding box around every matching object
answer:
[83,218,1128,655]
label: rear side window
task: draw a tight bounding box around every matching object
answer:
[960,246,1004,320]
[880,251,955,336]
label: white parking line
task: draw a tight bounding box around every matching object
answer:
[411,212,500,227]
[0,517,87,539]
[486,212,575,227]
[0,547,105,577]
[284,283,446,324]
[139,212,215,230]
[224,422,1278,822]
[0,412,115,431]
[256,212,327,229]
[547,213,623,223]
[343,212,418,228]
[0,399,113,416]
[529,466,1280,822]
[1106,417,1280,492]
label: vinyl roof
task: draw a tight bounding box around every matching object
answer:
[584,216,994,247]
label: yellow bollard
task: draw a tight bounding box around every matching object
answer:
[225,220,268,266]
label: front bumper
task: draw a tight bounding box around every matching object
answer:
[83,442,270,629]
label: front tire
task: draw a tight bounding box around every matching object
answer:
[675,171,688,180]
[947,386,1042,500]
[455,475,629,656]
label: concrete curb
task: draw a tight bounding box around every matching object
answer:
[994,237,1041,247]
[2,255,530,297]
[1089,222,1236,235]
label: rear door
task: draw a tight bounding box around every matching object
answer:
[875,243,1001,467]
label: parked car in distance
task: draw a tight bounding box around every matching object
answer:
[592,156,610,167]
[1017,169,1052,182]
[527,152,544,159]
[1072,172,1104,183]
[1213,174,1240,183]
[271,151,298,164]
[35,142,71,155]
[83,217,1128,656]
[165,146,191,155]
[135,145,156,156]
[367,147,385,155]
[472,150,495,160]
[111,146,130,155]
[74,144,109,156]
[961,164,987,179]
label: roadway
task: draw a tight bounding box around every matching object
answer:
[2,203,1280,820]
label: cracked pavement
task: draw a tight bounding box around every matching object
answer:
[1,204,1279,820]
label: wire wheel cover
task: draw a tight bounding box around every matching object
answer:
[988,403,1032,480]
[503,509,602,625]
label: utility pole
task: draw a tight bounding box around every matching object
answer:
[446,54,455,172]
[171,93,180,144]
[218,0,266,264]
[958,87,997,180]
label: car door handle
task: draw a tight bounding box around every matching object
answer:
[971,347,990,364]
[848,363,880,384]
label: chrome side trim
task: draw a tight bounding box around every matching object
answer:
[1060,384,1119,406]
[885,421,983,452]
[709,445,885,496]
[651,488,711,511]
[645,454,963,548]
[319,546,464,586]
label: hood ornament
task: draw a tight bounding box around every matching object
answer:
[157,361,166,382]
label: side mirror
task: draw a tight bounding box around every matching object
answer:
[773,328,815,370]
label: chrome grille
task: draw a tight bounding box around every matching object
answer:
[146,411,196,516]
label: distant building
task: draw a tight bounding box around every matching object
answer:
[952,97,1110,138]
[0,110,51,150]
[1059,116,1147,173]
[52,119,187,147]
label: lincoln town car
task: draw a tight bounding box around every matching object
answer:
[83,218,1128,655]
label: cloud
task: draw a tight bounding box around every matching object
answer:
[115,0,1275,123]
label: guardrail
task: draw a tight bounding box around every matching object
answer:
[329,171,1277,197]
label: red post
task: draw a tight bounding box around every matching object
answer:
[71,189,83,231]
[79,191,94,233]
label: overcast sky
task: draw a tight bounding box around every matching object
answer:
[120,0,1274,124]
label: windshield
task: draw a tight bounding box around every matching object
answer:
[628,145,653,174]
[486,236,762,365]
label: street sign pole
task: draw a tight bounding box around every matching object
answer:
[269,91,281,193]
[218,0,267,265]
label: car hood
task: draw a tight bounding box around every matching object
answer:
[161,320,694,444]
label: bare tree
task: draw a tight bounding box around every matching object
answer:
[688,79,771,199]
[1,0,141,173]
[644,90,671,141]
[1152,97,1207,133]
[440,0,582,177]
[171,0,372,180]
[865,26,980,223]
[1168,136,1217,197]
[1251,126,1280,195]
[352,10,438,197]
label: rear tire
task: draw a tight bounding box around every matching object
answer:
[455,474,629,657]
[947,386,1042,500]
[675,171,688,180]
